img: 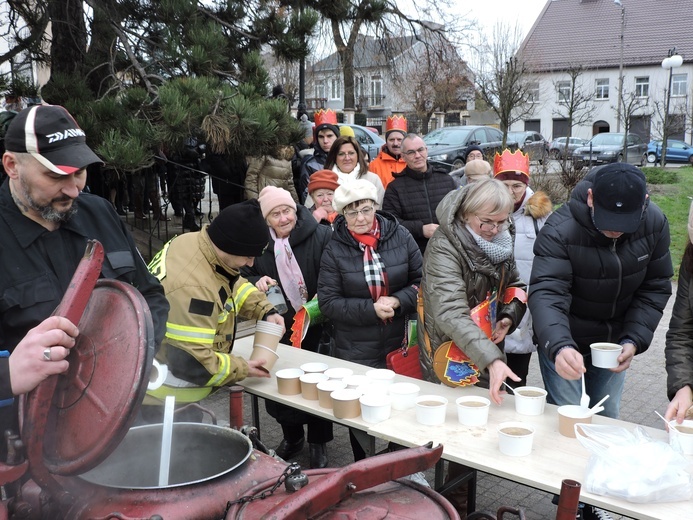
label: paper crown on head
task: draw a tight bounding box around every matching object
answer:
[493,149,530,181]
[385,115,408,137]
[314,109,338,128]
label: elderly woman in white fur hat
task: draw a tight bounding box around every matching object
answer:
[317,179,422,461]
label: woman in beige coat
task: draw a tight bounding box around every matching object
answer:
[245,145,299,202]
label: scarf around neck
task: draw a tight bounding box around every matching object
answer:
[270,228,308,311]
[465,224,514,265]
[348,218,388,302]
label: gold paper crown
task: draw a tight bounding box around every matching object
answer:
[314,109,338,128]
[386,115,408,135]
[493,149,530,176]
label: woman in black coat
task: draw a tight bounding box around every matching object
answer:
[318,179,422,459]
[241,186,333,469]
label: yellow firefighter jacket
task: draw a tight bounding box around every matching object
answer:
[145,226,273,403]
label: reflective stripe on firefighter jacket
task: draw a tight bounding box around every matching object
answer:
[145,226,274,404]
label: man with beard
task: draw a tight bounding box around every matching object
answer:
[368,115,408,189]
[0,105,168,442]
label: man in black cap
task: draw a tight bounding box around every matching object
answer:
[0,104,169,437]
[529,164,672,422]
[145,199,283,410]
[449,144,485,186]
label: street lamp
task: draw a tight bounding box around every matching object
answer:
[661,48,684,166]
[614,0,625,133]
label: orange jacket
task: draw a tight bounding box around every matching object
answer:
[368,147,406,188]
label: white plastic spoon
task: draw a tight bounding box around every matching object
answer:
[580,373,590,408]
[502,381,515,394]
[589,394,609,413]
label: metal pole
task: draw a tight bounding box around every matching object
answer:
[616,4,625,132]
[662,65,673,166]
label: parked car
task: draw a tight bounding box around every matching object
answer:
[571,133,646,167]
[507,131,549,163]
[549,137,588,159]
[337,123,385,161]
[424,126,519,171]
[645,140,693,165]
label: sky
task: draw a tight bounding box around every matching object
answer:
[465,0,548,39]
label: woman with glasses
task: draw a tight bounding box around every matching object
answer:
[241,186,334,469]
[420,178,527,403]
[493,150,552,388]
[419,178,527,517]
[318,179,422,460]
[324,136,385,205]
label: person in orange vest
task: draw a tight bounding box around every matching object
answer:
[368,115,408,188]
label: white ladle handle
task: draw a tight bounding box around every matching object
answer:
[159,395,175,486]
[590,394,609,411]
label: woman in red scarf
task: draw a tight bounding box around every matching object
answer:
[318,179,422,460]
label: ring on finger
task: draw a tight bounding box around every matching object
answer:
[43,347,52,361]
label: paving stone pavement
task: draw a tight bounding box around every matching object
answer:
[198,283,676,520]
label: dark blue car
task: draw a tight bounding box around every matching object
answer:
[646,140,693,165]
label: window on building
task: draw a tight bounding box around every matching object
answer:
[527,82,540,103]
[371,76,383,105]
[557,81,571,102]
[315,81,325,100]
[672,74,688,97]
[330,78,341,100]
[635,77,649,98]
[595,79,609,99]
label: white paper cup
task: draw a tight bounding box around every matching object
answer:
[359,394,392,424]
[514,386,547,416]
[317,379,347,408]
[324,367,353,381]
[365,368,396,388]
[557,405,593,438]
[299,372,329,400]
[668,419,693,455]
[498,422,535,456]
[275,368,304,395]
[590,342,623,369]
[456,396,491,426]
[331,389,362,419]
[300,362,329,374]
[343,374,371,390]
[415,395,448,425]
[388,382,421,410]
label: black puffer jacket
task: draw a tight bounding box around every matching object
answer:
[665,253,693,401]
[298,147,328,204]
[529,168,673,362]
[317,211,422,367]
[242,205,332,350]
[382,164,456,254]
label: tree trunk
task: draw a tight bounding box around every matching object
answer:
[47,0,88,77]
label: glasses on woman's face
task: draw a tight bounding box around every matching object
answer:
[344,205,375,219]
[475,215,510,232]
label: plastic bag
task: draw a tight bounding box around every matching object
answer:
[575,424,693,503]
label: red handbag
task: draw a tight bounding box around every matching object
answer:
[385,289,424,380]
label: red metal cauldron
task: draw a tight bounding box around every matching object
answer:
[0,241,458,519]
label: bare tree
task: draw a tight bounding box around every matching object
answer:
[651,96,689,165]
[552,67,596,171]
[614,89,650,160]
[475,22,535,145]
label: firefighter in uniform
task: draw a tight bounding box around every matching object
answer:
[144,199,283,415]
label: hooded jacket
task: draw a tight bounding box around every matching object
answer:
[318,211,422,367]
[419,188,526,382]
[241,205,332,349]
[369,145,407,188]
[504,188,552,355]
[245,147,299,202]
[529,168,673,362]
[298,146,329,203]
[382,164,457,254]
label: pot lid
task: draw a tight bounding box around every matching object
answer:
[23,278,154,477]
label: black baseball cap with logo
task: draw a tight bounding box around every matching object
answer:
[4,104,103,174]
[591,163,648,234]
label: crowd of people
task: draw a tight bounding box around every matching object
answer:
[1,103,691,520]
